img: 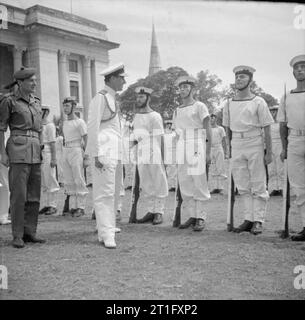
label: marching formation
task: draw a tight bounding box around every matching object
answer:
[0,54,304,249]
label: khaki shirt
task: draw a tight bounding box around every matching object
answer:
[0,89,42,164]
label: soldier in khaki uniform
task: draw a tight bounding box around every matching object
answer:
[0,67,46,248]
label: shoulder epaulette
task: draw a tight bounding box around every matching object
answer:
[0,92,14,102]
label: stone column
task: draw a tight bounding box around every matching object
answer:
[58,50,70,117]
[91,59,97,97]
[13,47,24,72]
[82,55,92,122]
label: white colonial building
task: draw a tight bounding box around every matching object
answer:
[0,3,119,120]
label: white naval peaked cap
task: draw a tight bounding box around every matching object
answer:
[99,62,128,77]
[290,54,305,67]
[233,65,256,75]
[269,105,279,111]
[174,75,196,87]
[134,86,153,95]
[41,105,51,111]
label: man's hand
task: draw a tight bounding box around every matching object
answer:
[0,152,9,167]
[280,149,287,162]
[264,152,273,166]
[50,159,57,168]
[83,155,90,168]
[95,156,103,169]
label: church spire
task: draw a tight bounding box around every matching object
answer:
[148,22,162,76]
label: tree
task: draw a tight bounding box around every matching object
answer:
[195,70,223,114]
[119,66,188,119]
[120,67,225,120]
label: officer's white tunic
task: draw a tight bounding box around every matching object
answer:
[86,85,123,242]
[268,122,285,191]
[41,121,60,208]
[0,131,10,223]
[223,96,274,223]
[209,126,227,190]
[278,91,305,226]
[133,111,168,215]
[173,101,210,223]
[63,118,88,210]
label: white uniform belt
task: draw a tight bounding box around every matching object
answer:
[289,129,305,136]
[232,130,262,139]
[64,141,82,148]
[211,144,222,147]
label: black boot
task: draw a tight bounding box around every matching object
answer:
[137,212,154,224]
[250,221,263,235]
[179,218,196,229]
[233,220,254,233]
[291,228,305,241]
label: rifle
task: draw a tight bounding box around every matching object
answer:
[280,159,290,238]
[227,162,235,231]
[173,183,182,227]
[226,97,235,232]
[128,164,140,223]
[280,83,290,239]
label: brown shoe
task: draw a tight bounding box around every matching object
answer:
[23,234,46,243]
[233,220,254,233]
[250,221,263,235]
[152,213,163,225]
[137,212,154,224]
[193,218,205,231]
[178,217,196,229]
[12,237,25,248]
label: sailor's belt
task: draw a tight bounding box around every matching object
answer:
[211,144,222,147]
[64,141,82,148]
[11,129,39,138]
[289,129,305,136]
[232,130,262,139]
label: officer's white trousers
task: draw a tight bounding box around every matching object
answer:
[0,163,9,222]
[138,163,168,216]
[287,135,305,227]
[177,138,210,223]
[165,164,177,189]
[210,145,227,190]
[91,159,122,242]
[231,135,269,223]
[268,140,285,191]
[63,147,88,209]
[41,150,60,208]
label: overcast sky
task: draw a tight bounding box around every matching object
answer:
[5,0,305,101]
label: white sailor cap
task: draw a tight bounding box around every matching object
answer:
[41,105,51,111]
[175,75,196,87]
[100,63,128,77]
[135,86,153,95]
[290,55,305,67]
[233,65,256,76]
[269,105,279,111]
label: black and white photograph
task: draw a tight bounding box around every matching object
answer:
[0,0,304,303]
